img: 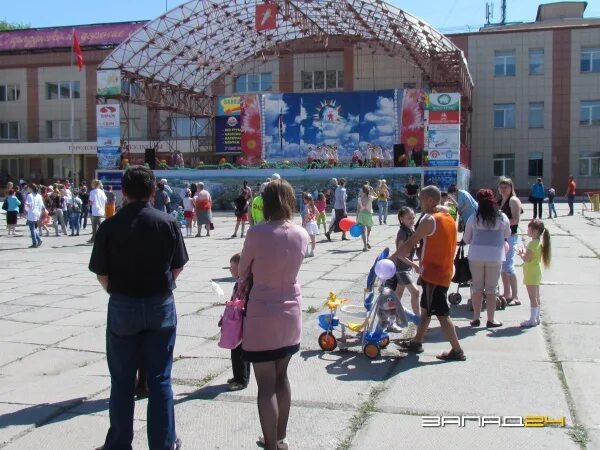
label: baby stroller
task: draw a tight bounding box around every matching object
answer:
[317,248,419,359]
[449,241,506,310]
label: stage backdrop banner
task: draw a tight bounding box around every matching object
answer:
[96,104,121,169]
[425,93,460,167]
[262,90,395,161]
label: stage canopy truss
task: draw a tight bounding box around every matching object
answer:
[98,0,473,118]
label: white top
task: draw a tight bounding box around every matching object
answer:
[89,188,107,217]
[333,186,347,210]
[183,197,194,212]
[358,192,375,213]
[463,212,511,262]
[25,192,44,222]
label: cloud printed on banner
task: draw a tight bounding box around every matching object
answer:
[263,94,301,159]
[364,96,395,148]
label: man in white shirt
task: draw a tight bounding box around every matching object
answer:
[88,179,108,244]
[25,183,44,248]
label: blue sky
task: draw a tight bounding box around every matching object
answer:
[3,0,599,33]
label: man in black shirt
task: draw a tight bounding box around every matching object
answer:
[89,166,188,450]
[405,175,420,210]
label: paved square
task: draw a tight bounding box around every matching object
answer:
[0,204,598,449]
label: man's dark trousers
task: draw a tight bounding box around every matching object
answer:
[103,293,177,450]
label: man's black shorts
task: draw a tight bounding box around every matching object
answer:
[420,281,450,317]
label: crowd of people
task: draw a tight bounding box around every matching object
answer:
[1,169,573,450]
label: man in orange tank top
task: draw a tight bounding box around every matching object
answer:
[391,185,466,361]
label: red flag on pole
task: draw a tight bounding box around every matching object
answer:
[73,31,84,71]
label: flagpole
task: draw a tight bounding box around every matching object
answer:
[70,29,76,188]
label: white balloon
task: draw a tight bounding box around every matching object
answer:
[374,259,396,280]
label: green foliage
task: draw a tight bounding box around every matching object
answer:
[0,20,30,31]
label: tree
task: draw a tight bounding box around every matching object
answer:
[0,20,30,31]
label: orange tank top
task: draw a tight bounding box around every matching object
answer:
[421,212,458,288]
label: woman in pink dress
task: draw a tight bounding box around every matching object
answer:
[239,179,309,450]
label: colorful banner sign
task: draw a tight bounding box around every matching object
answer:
[399,89,426,152]
[96,104,121,169]
[97,147,121,170]
[0,22,143,51]
[425,93,461,167]
[97,70,121,97]
[424,169,458,191]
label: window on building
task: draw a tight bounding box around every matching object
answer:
[49,157,73,179]
[581,47,600,73]
[0,159,22,179]
[0,84,21,102]
[529,102,544,128]
[528,152,544,177]
[494,103,516,128]
[234,73,272,93]
[171,117,210,138]
[301,70,344,90]
[46,120,80,140]
[494,50,516,76]
[0,122,20,140]
[493,153,515,177]
[529,49,544,75]
[46,81,81,100]
[580,101,600,126]
[579,152,600,177]
[121,79,140,98]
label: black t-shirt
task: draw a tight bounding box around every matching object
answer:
[80,192,89,207]
[405,183,419,196]
[89,201,189,298]
[394,225,416,271]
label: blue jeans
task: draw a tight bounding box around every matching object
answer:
[501,234,518,275]
[548,202,557,218]
[69,213,80,235]
[26,220,41,247]
[377,200,388,224]
[568,195,575,215]
[104,293,177,450]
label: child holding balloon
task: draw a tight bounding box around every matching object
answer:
[303,193,319,257]
[357,184,377,251]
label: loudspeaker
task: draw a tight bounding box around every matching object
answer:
[393,143,405,167]
[145,148,156,169]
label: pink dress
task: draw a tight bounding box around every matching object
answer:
[239,221,309,360]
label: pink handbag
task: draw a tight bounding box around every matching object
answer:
[217,298,245,349]
[218,277,251,349]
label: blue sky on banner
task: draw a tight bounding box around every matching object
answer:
[5,1,585,33]
[262,91,397,159]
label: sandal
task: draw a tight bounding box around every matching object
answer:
[257,436,289,449]
[436,349,466,361]
[397,340,424,353]
[506,298,521,306]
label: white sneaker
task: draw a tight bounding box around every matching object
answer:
[386,323,403,333]
[520,319,538,328]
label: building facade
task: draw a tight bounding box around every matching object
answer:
[449,2,600,192]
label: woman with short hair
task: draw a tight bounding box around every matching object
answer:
[239,179,309,450]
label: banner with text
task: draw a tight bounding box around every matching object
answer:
[96,104,121,169]
[425,93,461,167]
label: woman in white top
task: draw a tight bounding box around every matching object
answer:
[463,188,511,328]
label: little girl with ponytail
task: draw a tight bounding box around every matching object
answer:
[517,219,552,327]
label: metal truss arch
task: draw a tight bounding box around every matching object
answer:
[99,0,473,116]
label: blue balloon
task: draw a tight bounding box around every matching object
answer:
[350,223,362,238]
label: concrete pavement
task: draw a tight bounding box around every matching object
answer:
[0,203,598,449]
